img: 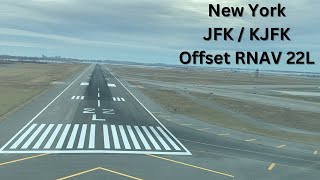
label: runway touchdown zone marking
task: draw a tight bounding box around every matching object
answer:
[0,124,189,155]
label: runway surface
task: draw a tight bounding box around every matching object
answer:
[0,64,319,180]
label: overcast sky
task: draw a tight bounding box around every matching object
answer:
[0,0,319,72]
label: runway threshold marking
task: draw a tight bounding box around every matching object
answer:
[0,153,48,166]
[268,163,276,171]
[146,154,234,178]
[56,166,143,180]
[104,65,191,155]
[0,65,92,152]
[276,145,286,149]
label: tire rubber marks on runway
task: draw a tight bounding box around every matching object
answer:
[112,97,125,102]
[6,124,184,152]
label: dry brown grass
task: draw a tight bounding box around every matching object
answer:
[0,63,87,117]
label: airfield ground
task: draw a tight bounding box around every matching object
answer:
[0,63,86,119]
[109,64,320,144]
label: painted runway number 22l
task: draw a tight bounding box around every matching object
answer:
[83,108,115,121]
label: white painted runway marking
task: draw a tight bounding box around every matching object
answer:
[67,124,79,149]
[111,125,120,149]
[71,96,76,100]
[107,83,116,87]
[112,97,125,102]
[102,109,115,115]
[98,87,100,91]
[119,125,131,150]
[127,126,141,150]
[97,100,101,107]
[142,126,161,150]
[10,124,37,149]
[76,96,80,100]
[89,124,95,149]
[150,127,170,150]
[157,127,180,150]
[80,82,89,86]
[77,125,87,149]
[83,108,95,114]
[44,124,62,149]
[56,124,71,149]
[81,96,84,100]
[4,124,188,154]
[21,124,46,149]
[98,92,100,97]
[134,126,151,150]
[103,124,110,149]
[33,124,54,149]
[92,114,105,121]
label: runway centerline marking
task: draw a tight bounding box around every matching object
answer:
[268,163,276,171]
[244,139,256,142]
[56,166,143,180]
[314,150,318,155]
[276,145,286,149]
[98,100,101,107]
[0,65,92,152]
[146,154,234,178]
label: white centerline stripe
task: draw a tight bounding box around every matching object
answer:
[121,98,125,101]
[71,96,76,100]
[245,139,256,142]
[81,96,84,100]
[98,87,100,91]
[103,124,110,149]
[76,96,80,100]
[21,124,46,149]
[112,97,116,101]
[77,125,87,149]
[150,127,171,150]
[111,125,120,149]
[98,100,101,107]
[67,124,79,149]
[0,65,91,151]
[127,126,141,150]
[134,126,151,150]
[56,124,71,149]
[142,126,161,150]
[89,124,95,149]
[98,92,100,98]
[157,127,181,150]
[33,124,54,149]
[117,97,121,101]
[44,124,62,149]
[314,150,318,155]
[119,125,131,150]
[10,124,37,149]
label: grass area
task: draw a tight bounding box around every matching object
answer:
[139,87,320,144]
[0,63,87,118]
[110,65,320,85]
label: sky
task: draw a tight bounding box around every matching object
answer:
[0,0,319,72]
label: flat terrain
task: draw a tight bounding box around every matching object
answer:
[0,63,87,119]
[109,64,320,144]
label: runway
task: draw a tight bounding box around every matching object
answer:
[0,64,319,180]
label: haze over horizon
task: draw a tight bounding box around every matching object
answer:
[0,0,319,72]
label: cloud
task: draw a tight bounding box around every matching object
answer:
[0,0,318,72]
